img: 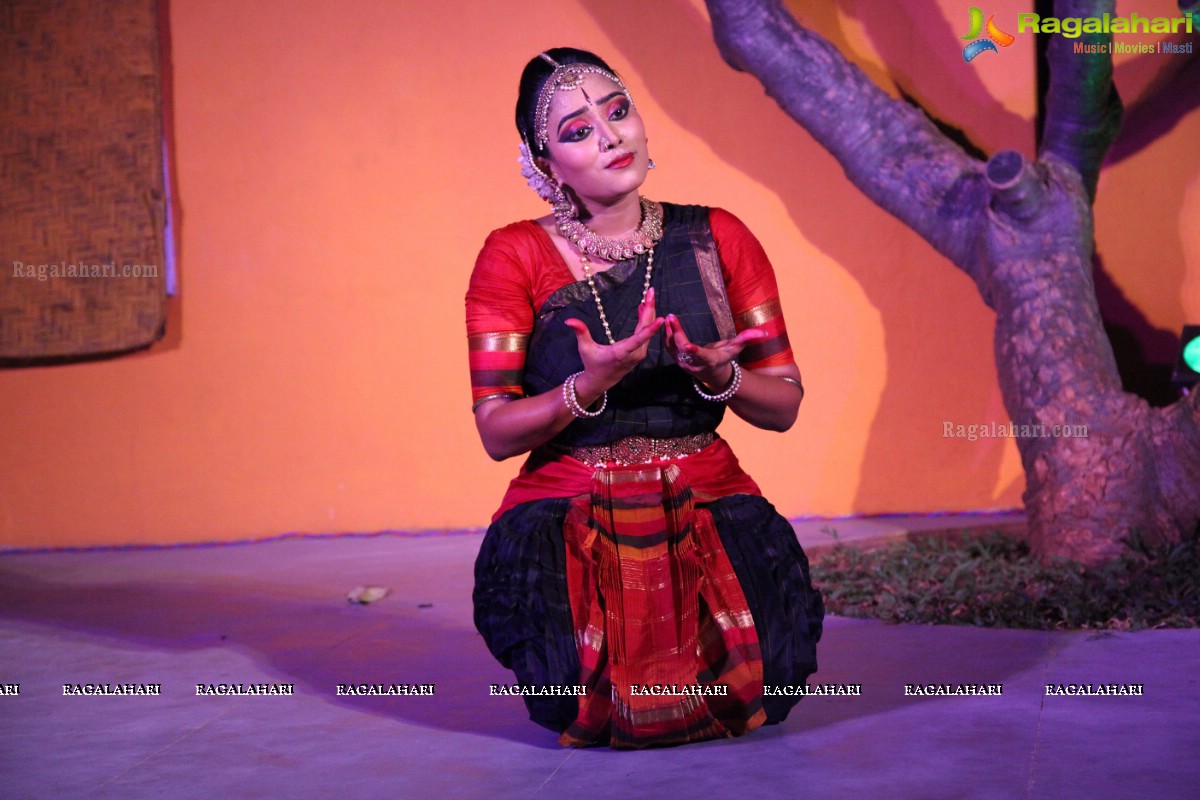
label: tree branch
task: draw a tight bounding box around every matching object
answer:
[705,0,985,274]
[986,150,1048,223]
[1039,0,1123,200]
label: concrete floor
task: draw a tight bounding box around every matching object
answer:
[1,517,1197,800]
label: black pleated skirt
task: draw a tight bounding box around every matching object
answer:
[472,493,825,732]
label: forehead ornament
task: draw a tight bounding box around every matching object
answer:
[532,53,634,150]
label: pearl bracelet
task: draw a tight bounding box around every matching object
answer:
[693,360,742,403]
[563,371,607,418]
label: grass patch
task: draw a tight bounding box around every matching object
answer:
[810,529,1200,630]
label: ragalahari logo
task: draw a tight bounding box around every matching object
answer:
[961,7,1015,61]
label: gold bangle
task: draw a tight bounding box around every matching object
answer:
[779,376,805,399]
[471,392,520,412]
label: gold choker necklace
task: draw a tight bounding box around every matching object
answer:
[556,197,664,262]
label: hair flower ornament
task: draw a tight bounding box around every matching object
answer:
[518,141,558,203]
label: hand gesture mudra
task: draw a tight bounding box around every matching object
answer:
[664,313,766,390]
[563,287,665,392]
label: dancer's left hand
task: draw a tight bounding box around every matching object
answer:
[663,313,766,391]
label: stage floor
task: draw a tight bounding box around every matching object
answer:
[1,521,1195,799]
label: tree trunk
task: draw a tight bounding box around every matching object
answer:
[705,0,1200,565]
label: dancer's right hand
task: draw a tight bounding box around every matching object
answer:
[564,287,663,397]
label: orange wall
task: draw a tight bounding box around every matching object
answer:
[1,0,1196,548]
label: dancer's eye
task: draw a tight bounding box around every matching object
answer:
[561,124,591,143]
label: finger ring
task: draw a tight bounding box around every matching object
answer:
[677,353,694,365]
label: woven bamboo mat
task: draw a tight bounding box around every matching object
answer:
[0,0,167,363]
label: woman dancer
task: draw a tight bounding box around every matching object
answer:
[466,47,823,748]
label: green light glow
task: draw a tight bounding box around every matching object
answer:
[1184,337,1200,373]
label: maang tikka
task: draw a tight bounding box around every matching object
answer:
[531,53,634,151]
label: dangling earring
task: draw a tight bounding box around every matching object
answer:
[552,182,578,221]
[647,158,656,170]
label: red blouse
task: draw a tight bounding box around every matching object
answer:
[466,207,794,407]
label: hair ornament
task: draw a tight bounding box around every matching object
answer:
[517,140,560,203]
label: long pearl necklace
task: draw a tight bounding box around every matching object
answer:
[569,198,661,344]
[579,247,655,344]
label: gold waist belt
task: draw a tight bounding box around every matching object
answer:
[559,432,716,468]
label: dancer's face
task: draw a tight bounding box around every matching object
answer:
[543,73,649,210]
